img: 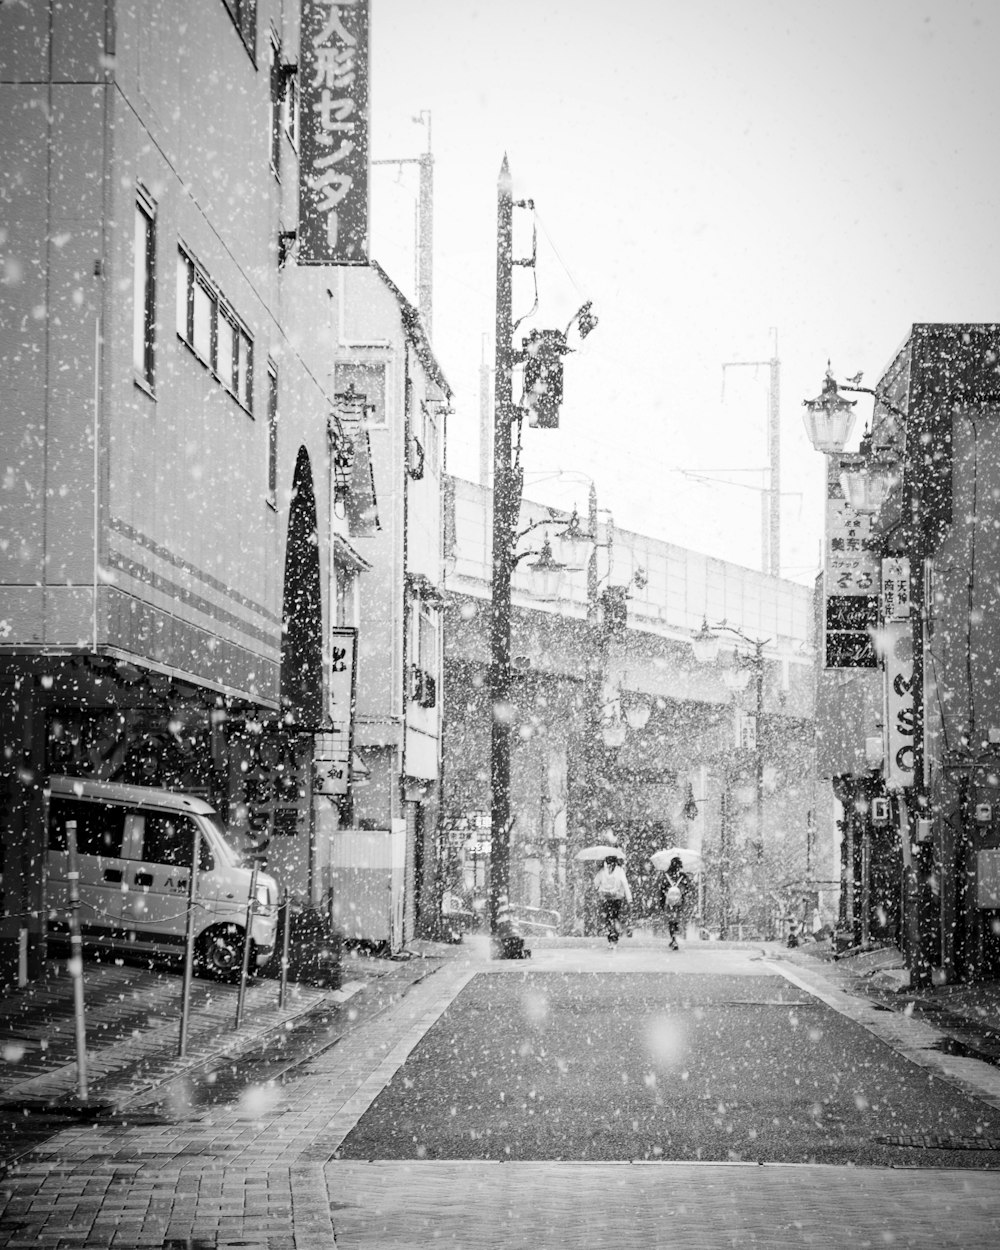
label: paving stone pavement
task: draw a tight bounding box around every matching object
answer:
[3,943,1000,1247]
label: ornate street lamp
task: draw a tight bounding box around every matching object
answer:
[839,431,901,515]
[802,368,858,454]
[691,617,721,664]
[624,697,651,730]
[527,535,566,599]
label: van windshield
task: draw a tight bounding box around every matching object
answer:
[204,812,266,867]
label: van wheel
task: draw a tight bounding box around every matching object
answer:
[196,924,247,981]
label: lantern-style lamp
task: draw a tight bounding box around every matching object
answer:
[624,698,651,730]
[601,717,628,749]
[722,665,752,692]
[839,432,900,514]
[528,535,566,598]
[691,618,721,664]
[802,368,858,454]
[555,508,594,567]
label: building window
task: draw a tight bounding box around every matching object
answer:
[133,195,155,386]
[220,0,256,59]
[176,246,254,413]
[409,602,439,708]
[335,561,359,627]
[269,34,282,177]
[267,361,278,505]
[282,64,299,149]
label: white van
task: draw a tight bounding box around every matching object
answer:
[45,775,279,980]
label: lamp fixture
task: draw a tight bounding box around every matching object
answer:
[839,430,901,514]
[691,617,721,664]
[802,367,858,454]
[527,535,566,598]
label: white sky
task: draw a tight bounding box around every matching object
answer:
[367,0,1000,585]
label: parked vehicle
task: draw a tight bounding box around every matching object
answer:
[45,776,279,980]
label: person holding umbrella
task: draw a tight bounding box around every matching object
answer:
[659,855,686,951]
[593,851,632,947]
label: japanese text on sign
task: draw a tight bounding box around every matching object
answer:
[299,0,369,264]
[883,619,915,791]
[881,557,911,620]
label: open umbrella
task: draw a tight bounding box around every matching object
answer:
[575,844,626,863]
[650,847,703,872]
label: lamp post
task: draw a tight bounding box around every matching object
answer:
[691,618,769,934]
[487,155,596,953]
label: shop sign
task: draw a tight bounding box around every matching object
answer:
[883,619,915,791]
[881,557,911,620]
[823,474,880,667]
[299,0,370,264]
[315,625,357,795]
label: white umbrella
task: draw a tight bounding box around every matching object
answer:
[650,847,703,872]
[575,844,626,862]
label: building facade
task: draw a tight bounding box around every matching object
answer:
[0,1,448,986]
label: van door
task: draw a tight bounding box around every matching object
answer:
[120,810,211,956]
[47,796,126,947]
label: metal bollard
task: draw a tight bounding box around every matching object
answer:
[178,821,201,1057]
[64,820,89,1102]
[234,860,260,1029]
[278,886,291,1009]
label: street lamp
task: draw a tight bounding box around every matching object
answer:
[488,154,597,956]
[691,619,769,932]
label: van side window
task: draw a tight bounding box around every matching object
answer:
[139,813,212,871]
[48,798,126,857]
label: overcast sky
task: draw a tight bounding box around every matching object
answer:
[366,0,1000,584]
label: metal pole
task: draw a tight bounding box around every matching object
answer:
[235,860,260,1029]
[178,819,201,1057]
[64,821,88,1102]
[755,642,765,935]
[278,886,291,1009]
[488,154,515,945]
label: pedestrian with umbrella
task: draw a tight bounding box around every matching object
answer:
[590,847,632,948]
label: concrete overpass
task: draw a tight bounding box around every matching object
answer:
[440,477,832,938]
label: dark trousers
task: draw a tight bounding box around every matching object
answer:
[600,896,624,943]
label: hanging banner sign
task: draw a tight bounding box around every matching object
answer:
[883,619,915,791]
[299,0,370,265]
[315,625,358,795]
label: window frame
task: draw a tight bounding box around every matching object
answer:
[269,33,282,178]
[266,360,278,506]
[133,191,156,389]
[176,244,255,415]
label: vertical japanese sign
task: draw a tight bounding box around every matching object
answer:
[823,469,880,667]
[299,0,370,265]
[881,557,911,621]
[315,625,358,795]
[883,619,915,791]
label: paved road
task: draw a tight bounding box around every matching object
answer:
[3,942,1000,1248]
[336,957,1000,1166]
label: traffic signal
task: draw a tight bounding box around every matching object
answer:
[522,329,567,428]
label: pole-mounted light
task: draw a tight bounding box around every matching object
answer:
[802,367,858,454]
[691,617,722,664]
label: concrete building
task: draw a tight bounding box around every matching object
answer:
[0,1,448,986]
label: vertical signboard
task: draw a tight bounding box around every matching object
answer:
[315,625,358,795]
[883,619,915,791]
[299,0,370,264]
[881,557,914,791]
[823,469,880,667]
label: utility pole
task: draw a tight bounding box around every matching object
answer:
[722,329,781,576]
[372,109,434,337]
[488,155,515,943]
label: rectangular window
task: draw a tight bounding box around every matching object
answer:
[267,361,278,503]
[192,276,213,361]
[283,65,298,148]
[217,312,237,391]
[176,245,254,414]
[133,197,155,385]
[269,35,282,176]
